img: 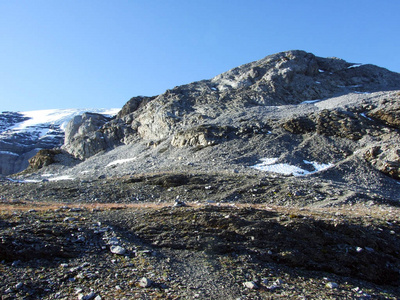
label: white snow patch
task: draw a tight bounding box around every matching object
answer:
[48,175,74,181]
[20,178,42,183]
[38,173,74,181]
[348,64,362,69]
[257,157,279,165]
[107,158,136,167]
[0,151,19,156]
[303,160,334,173]
[251,158,333,176]
[301,99,321,104]
[360,113,373,121]
[41,174,54,177]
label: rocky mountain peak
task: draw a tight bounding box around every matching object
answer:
[61,50,400,162]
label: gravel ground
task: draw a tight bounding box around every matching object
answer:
[1,172,400,299]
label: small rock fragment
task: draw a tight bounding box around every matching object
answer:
[326,282,338,289]
[243,281,258,289]
[174,199,186,207]
[139,277,153,288]
[110,245,126,255]
[108,237,120,245]
[15,282,23,290]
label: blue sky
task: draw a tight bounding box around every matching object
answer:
[1,1,399,112]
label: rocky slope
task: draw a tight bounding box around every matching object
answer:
[30,50,399,202]
[0,109,119,175]
[2,50,400,299]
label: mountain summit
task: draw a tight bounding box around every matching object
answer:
[6,50,400,204]
[62,50,400,159]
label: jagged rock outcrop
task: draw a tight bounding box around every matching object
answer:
[367,94,400,129]
[171,125,237,148]
[282,109,382,140]
[63,113,114,159]
[27,149,62,170]
[116,96,156,119]
[364,144,400,180]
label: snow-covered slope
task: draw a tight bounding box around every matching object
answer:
[0,108,119,175]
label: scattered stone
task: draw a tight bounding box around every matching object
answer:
[110,245,126,255]
[14,282,23,290]
[107,237,120,245]
[326,282,339,289]
[139,277,153,288]
[173,199,186,207]
[243,281,258,289]
[70,207,84,212]
[77,292,96,300]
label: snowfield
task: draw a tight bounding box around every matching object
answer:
[251,158,333,176]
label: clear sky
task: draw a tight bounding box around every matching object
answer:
[1,0,399,112]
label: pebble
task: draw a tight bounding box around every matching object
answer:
[174,200,187,207]
[139,277,153,288]
[243,281,258,289]
[15,282,23,289]
[326,282,338,289]
[70,207,84,212]
[110,245,126,255]
[108,237,120,245]
[77,292,96,300]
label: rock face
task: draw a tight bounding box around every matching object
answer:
[61,50,400,161]
[63,113,113,159]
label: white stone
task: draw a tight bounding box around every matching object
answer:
[243,281,258,289]
[139,277,152,288]
[326,282,338,289]
[110,245,126,255]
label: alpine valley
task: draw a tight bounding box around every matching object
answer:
[1,50,400,299]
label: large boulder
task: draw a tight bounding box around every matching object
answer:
[63,113,112,159]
